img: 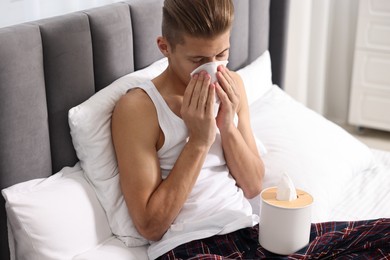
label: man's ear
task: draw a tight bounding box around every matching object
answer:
[157,36,170,57]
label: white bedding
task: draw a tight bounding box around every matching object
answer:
[72,237,148,260]
[330,148,390,221]
[71,86,390,259]
[249,86,379,222]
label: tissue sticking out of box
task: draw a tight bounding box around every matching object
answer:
[276,173,297,201]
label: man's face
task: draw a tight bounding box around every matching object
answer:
[168,30,230,88]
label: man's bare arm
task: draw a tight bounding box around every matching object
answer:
[216,69,264,198]
[111,73,216,241]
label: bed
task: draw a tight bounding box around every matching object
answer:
[0,0,389,259]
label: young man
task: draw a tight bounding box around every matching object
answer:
[112,0,263,258]
[112,0,390,259]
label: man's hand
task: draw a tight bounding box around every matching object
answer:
[215,65,240,132]
[181,71,217,149]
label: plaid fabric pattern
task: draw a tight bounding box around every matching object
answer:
[157,218,390,260]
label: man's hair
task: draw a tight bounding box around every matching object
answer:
[162,0,234,50]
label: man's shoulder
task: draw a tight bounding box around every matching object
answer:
[113,87,157,121]
[121,87,151,103]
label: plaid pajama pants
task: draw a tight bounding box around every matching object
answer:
[158,218,390,260]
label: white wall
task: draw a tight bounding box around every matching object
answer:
[0,0,124,28]
[284,0,359,124]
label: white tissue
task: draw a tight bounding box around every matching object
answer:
[190,60,229,84]
[276,173,297,201]
[190,60,228,117]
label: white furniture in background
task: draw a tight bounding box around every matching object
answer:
[348,0,390,132]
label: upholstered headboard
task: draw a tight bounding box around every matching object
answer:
[0,0,288,258]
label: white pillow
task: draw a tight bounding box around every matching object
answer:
[68,58,168,247]
[1,163,112,260]
[249,86,375,222]
[237,50,273,106]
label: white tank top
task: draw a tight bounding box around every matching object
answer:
[133,81,258,259]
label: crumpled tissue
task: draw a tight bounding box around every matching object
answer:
[190,60,229,117]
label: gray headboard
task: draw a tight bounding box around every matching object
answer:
[0,0,288,258]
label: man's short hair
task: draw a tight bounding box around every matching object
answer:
[162,0,234,50]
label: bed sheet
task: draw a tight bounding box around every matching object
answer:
[330,149,390,221]
[72,237,148,260]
